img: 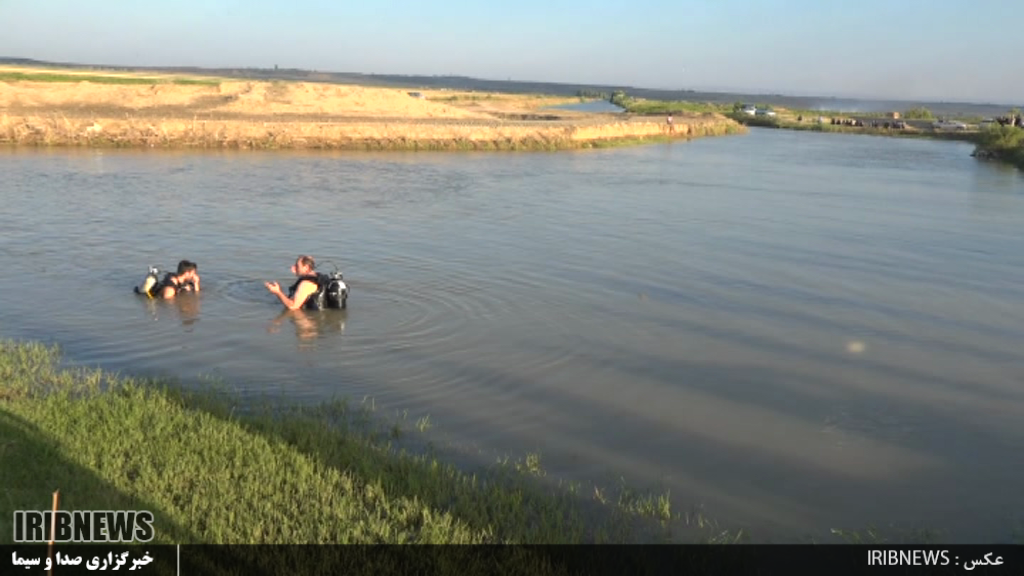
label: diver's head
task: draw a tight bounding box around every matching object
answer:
[177,260,198,280]
[291,255,315,277]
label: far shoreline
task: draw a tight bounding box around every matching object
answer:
[0,68,745,152]
[3,65,1018,166]
[609,90,1023,170]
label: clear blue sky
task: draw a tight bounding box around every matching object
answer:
[2,0,1021,104]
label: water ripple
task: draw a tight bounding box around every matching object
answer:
[3,136,1024,542]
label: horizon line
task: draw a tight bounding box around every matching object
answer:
[1,55,1020,109]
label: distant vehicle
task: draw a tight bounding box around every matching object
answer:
[933,119,968,131]
[979,118,996,129]
[741,105,757,116]
[755,108,777,117]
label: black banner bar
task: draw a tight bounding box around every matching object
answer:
[5,544,1022,576]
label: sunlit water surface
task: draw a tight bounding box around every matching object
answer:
[2,128,1023,541]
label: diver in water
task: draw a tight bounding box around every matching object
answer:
[155,260,201,299]
[264,255,321,310]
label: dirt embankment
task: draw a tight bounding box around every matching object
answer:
[0,80,744,150]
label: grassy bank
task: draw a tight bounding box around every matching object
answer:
[973,125,1024,169]
[609,92,727,116]
[609,91,1009,150]
[4,340,1008,550]
[724,113,983,141]
[0,340,738,548]
[0,114,742,151]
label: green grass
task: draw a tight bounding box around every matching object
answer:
[0,71,219,86]
[723,111,991,145]
[0,340,721,549]
[724,112,783,128]
[609,93,726,115]
[624,100,726,115]
[4,339,1014,551]
[973,125,1024,169]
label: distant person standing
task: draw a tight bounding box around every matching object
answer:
[666,113,675,134]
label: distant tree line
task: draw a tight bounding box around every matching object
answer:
[576,89,609,99]
[902,107,934,120]
[610,90,633,107]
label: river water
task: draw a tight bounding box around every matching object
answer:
[2,128,1023,542]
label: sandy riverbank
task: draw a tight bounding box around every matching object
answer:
[0,78,744,150]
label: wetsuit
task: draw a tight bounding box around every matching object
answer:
[287,274,324,310]
[156,273,195,297]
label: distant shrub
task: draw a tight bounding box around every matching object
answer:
[903,107,934,120]
[610,90,632,107]
[977,125,1024,151]
[974,125,1024,169]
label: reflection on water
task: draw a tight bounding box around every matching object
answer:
[175,295,201,329]
[1,130,1024,542]
[136,293,202,330]
[268,309,347,347]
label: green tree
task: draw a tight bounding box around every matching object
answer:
[610,90,629,106]
[977,125,1024,151]
[903,107,934,120]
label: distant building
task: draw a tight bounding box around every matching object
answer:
[889,111,901,119]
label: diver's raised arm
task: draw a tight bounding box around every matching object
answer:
[265,280,316,310]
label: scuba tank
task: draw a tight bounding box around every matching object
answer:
[134,266,160,298]
[292,261,348,310]
[320,260,348,309]
[324,270,348,309]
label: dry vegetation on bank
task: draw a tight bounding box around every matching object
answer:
[0,68,744,150]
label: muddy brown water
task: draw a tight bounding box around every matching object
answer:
[2,128,1023,542]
